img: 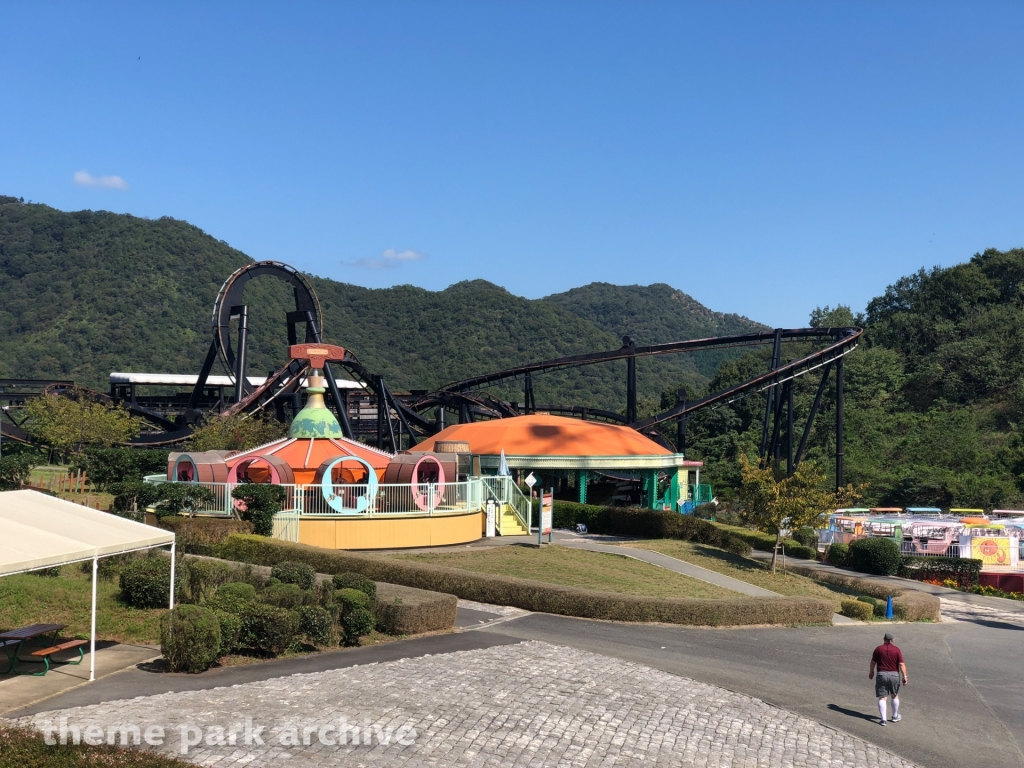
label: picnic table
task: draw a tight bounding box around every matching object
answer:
[0,624,86,676]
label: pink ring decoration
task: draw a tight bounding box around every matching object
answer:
[410,455,446,511]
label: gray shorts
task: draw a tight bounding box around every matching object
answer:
[875,671,901,698]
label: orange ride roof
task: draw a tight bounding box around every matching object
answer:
[225,436,393,484]
[417,414,672,457]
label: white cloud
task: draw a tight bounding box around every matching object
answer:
[73,170,129,190]
[344,248,427,269]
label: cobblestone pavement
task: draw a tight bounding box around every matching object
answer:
[941,597,1024,626]
[14,641,918,767]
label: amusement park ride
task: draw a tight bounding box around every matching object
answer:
[0,261,861,486]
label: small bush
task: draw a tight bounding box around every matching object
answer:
[261,583,309,610]
[231,483,286,536]
[827,542,849,566]
[271,560,315,590]
[857,595,887,617]
[155,483,217,519]
[299,605,334,645]
[238,603,299,654]
[180,558,237,604]
[120,556,172,609]
[160,605,221,673]
[332,572,377,601]
[792,527,818,548]
[341,606,375,645]
[336,587,370,613]
[714,525,816,559]
[109,481,163,520]
[847,538,902,575]
[215,610,241,655]
[840,599,874,621]
[207,582,258,615]
[899,555,982,589]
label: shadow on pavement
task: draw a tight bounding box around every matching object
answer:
[827,703,880,723]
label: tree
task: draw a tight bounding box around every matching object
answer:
[23,390,140,458]
[185,413,287,452]
[736,454,861,573]
[0,454,34,490]
[231,483,286,536]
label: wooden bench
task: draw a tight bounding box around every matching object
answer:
[29,639,88,675]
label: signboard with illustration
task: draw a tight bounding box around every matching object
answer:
[970,537,1013,567]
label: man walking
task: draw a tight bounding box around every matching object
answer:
[869,632,908,726]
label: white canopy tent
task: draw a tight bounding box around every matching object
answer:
[0,490,175,681]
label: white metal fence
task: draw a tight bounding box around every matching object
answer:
[480,476,531,533]
[152,480,489,518]
[272,509,301,542]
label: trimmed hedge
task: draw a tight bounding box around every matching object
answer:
[374,582,458,635]
[271,561,316,590]
[238,603,298,654]
[215,535,833,627]
[207,582,258,614]
[899,556,983,589]
[848,538,902,575]
[298,605,334,645]
[159,517,253,556]
[714,524,817,560]
[333,572,377,601]
[786,563,941,622]
[840,599,873,621]
[535,500,752,554]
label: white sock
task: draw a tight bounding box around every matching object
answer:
[892,697,900,718]
[878,699,887,721]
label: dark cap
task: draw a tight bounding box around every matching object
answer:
[883,632,894,641]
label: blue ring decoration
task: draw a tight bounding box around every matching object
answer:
[171,455,199,483]
[320,456,378,514]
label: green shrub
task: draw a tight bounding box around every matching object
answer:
[215,610,241,655]
[74,447,169,490]
[260,583,308,610]
[271,560,315,590]
[827,542,849,566]
[840,599,874,621]
[179,558,236,604]
[159,517,254,556]
[332,572,377,601]
[792,527,819,548]
[216,535,834,627]
[899,555,983,589]
[298,605,334,645]
[207,582,258,615]
[238,603,298,654]
[857,595,887,617]
[341,606,375,645]
[231,483,286,536]
[119,556,172,608]
[0,453,34,491]
[109,481,163,520]
[160,605,221,672]
[267,577,281,586]
[336,587,370,612]
[847,538,902,575]
[154,483,217,519]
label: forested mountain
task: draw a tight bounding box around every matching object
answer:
[0,196,753,409]
[681,250,1024,509]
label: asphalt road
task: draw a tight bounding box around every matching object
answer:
[9,609,1022,768]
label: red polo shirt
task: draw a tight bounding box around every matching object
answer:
[872,643,904,672]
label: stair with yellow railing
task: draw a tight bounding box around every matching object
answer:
[499,503,529,536]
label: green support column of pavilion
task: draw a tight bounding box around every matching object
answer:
[578,469,589,504]
[647,469,660,510]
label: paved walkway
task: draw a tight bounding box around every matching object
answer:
[0,642,160,717]
[14,640,919,768]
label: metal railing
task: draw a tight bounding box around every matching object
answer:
[900,541,960,558]
[481,476,531,534]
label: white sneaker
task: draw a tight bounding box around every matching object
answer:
[892,714,901,722]
[879,719,886,726]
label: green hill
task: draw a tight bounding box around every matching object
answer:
[681,250,1024,508]
[0,196,757,410]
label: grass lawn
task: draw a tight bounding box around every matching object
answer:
[395,544,743,599]
[0,565,163,645]
[0,724,187,767]
[619,540,857,609]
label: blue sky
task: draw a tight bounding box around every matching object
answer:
[3,2,1023,327]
